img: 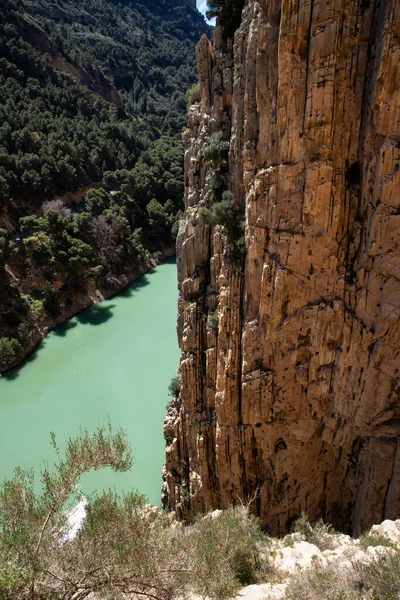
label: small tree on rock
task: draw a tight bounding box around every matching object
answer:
[0,337,22,372]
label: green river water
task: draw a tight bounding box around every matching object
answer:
[0,259,179,505]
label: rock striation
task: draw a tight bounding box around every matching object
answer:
[164,0,400,535]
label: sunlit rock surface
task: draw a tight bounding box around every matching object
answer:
[164,0,400,535]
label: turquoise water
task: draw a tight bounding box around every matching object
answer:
[0,259,179,505]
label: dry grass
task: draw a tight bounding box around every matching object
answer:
[359,532,398,551]
[284,562,364,600]
[283,545,400,600]
[1,429,399,600]
[282,513,340,551]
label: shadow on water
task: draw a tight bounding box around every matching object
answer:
[53,320,78,337]
[3,340,47,381]
[118,273,151,299]
[1,258,177,379]
[117,257,176,300]
[163,256,176,266]
[116,257,176,300]
[76,303,116,326]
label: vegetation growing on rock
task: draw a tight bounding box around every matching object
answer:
[165,0,400,536]
[206,0,245,38]
[207,308,219,330]
[0,0,209,208]
[187,82,201,107]
[1,428,399,600]
[0,337,22,371]
[0,426,269,600]
[168,374,181,399]
[199,191,245,259]
[204,132,230,164]
[0,0,211,369]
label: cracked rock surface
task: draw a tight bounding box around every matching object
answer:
[164,0,400,535]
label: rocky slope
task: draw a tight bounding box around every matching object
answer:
[164,0,400,535]
[234,517,400,600]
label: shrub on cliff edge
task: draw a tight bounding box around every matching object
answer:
[204,133,230,164]
[0,337,22,372]
[0,424,272,600]
[207,309,219,330]
[184,507,269,598]
[187,82,201,108]
[206,0,245,38]
[168,375,181,398]
[199,192,245,260]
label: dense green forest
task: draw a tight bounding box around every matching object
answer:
[0,0,209,206]
[0,0,210,371]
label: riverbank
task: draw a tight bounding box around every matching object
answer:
[0,259,180,503]
[2,246,175,375]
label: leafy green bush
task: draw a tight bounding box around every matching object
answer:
[212,192,241,233]
[235,235,246,257]
[206,0,245,38]
[29,298,44,313]
[185,507,269,598]
[199,193,242,236]
[207,309,219,330]
[42,284,60,316]
[0,562,22,600]
[291,513,339,551]
[0,425,272,600]
[168,375,181,398]
[0,425,132,599]
[198,193,245,260]
[204,133,230,164]
[198,206,213,226]
[210,171,227,197]
[284,562,361,600]
[362,550,400,599]
[0,337,22,371]
[0,229,8,264]
[359,531,398,551]
[187,82,201,107]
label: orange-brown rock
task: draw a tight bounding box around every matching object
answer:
[164,0,400,535]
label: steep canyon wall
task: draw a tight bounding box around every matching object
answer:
[164,0,400,534]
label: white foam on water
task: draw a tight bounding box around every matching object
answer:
[61,496,88,543]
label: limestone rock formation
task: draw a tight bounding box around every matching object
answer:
[191,515,400,600]
[164,0,400,535]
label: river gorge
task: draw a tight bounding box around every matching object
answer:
[0,259,179,505]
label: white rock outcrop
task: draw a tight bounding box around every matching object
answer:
[236,518,399,600]
[237,583,287,600]
[271,541,327,574]
[370,519,400,545]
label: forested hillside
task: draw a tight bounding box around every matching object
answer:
[0,0,210,372]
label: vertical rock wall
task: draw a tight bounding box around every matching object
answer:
[164,0,400,534]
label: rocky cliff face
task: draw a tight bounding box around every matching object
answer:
[164,0,400,535]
